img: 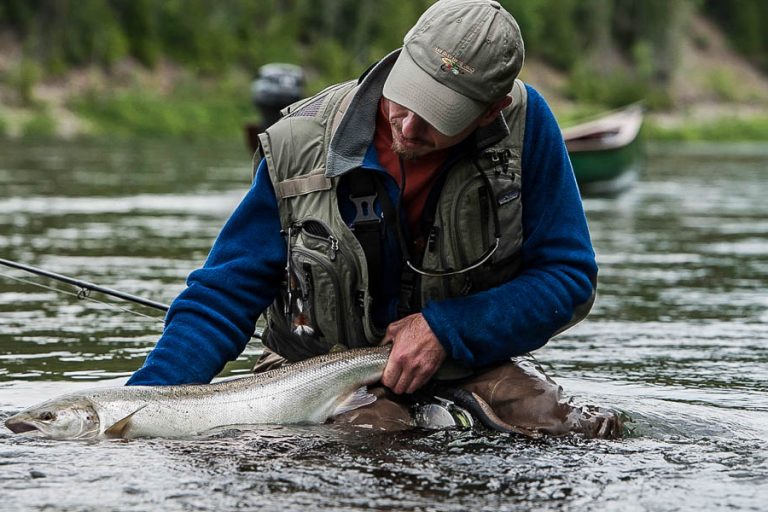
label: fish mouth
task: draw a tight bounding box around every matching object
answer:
[5,418,40,434]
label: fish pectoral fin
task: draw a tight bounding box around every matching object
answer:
[332,386,377,417]
[104,404,147,438]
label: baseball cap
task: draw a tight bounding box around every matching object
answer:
[382,0,524,136]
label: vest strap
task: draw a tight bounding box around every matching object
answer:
[397,266,419,318]
[275,171,332,199]
[347,171,384,302]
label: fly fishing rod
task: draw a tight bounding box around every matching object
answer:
[0,257,170,311]
[0,257,264,338]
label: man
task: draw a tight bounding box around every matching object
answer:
[128,0,621,437]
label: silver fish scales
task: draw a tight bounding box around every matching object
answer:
[4,346,390,439]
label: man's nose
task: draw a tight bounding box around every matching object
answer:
[401,111,427,139]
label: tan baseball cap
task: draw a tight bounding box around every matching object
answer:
[382,0,524,136]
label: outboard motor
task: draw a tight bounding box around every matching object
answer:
[251,63,305,128]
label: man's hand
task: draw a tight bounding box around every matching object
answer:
[380,313,447,394]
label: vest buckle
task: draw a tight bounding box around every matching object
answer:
[349,194,380,224]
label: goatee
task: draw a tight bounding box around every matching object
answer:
[391,141,418,161]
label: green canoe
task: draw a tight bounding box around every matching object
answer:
[562,103,645,196]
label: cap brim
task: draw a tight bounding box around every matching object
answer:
[382,48,487,137]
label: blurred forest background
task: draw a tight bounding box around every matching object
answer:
[1,0,767,140]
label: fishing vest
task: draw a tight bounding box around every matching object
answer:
[257,76,528,362]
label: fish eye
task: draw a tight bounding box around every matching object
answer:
[39,411,56,421]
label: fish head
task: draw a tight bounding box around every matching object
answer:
[5,396,101,439]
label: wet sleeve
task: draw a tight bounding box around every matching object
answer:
[421,85,597,367]
[126,159,286,385]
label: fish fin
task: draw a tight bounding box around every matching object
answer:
[104,404,147,438]
[430,385,542,438]
[332,386,377,417]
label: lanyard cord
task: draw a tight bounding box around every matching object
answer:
[395,158,412,264]
[403,155,501,277]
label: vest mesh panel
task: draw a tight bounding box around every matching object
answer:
[285,95,328,118]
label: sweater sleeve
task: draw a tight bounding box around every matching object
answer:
[126,160,286,385]
[421,85,597,368]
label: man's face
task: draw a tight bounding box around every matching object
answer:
[382,98,480,160]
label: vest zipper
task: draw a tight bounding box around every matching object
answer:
[426,226,439,252]
[329,236,339,262]
[297,220,340,261]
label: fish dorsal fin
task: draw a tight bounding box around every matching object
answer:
[332,386,377,417]
[104,405,147,438]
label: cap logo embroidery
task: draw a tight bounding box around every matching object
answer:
[440,56,462,75]
[434,47,475,75]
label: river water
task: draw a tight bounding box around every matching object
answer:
[0,139,766,511]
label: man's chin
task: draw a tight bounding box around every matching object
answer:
[394,149,418,161]
[392,142,425,161]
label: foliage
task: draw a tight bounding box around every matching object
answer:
[0,0,707,88]
[646,116,768,141]
[1,0,766,139]
[703,0,768,71]
[6,58,41,106]
[20,107,56,138]
[70,76,253,140]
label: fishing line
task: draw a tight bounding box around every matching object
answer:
[0,266,264,339]
[0,270,166,324]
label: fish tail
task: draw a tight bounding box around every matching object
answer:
[431,385,542,438]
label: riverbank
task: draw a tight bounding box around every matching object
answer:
[1,17,767,142]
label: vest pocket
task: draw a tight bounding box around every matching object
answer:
[484,171,522,263]
[289,219,363,348]
[264,218,363,360]
[419,168,523,302]
[452,172,522,264]
[289,248,342,344]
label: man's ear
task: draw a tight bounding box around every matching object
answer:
[477,95,513,127]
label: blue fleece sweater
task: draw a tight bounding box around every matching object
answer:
[127,85,596,386]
